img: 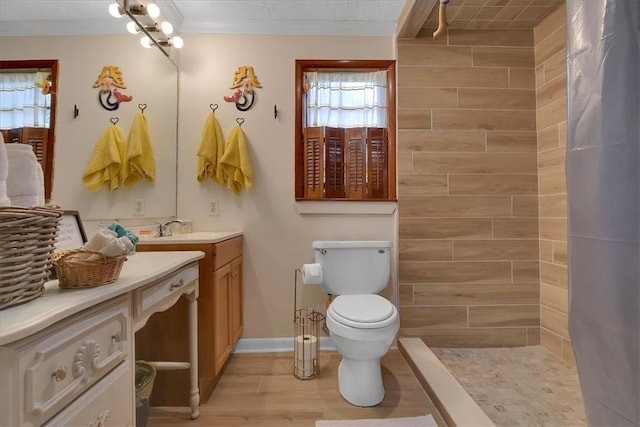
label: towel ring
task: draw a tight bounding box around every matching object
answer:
[110,117,119,125]
[138,103,147,113]
[210,103,219,112]
[236,117,245,126]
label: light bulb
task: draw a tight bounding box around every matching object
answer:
[171,36,184,49]
[140,36,153,48]
[108,3,123,18]
[160,21,173,35]
[146,3,160,18]
[126,21,140,34]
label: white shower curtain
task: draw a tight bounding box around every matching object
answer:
[566,1,639,426]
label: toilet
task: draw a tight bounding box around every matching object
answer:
[312,240,399,407]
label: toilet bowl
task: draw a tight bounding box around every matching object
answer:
[326,294,399,407]
[311,240,399,407]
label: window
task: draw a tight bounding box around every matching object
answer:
[295,60,396,201]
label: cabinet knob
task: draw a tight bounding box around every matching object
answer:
[111,332,122,343]
[169,278,185,291]
[52,366,68,382]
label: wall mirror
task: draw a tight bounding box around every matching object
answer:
[0,59,58,201]
[0,35,178,223]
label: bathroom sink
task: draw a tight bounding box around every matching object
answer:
[139,231,242,244]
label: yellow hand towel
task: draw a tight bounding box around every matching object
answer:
[82,124,126,192]
[196,112,225,185]
[219,125,253,195]
[124,112,156,186]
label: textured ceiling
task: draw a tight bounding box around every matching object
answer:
[0,0,406,37]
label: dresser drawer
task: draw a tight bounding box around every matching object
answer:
[43,361,133,427]
[17,297,130,426]
[133,264,198,322]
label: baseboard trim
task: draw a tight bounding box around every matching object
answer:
[233,337,336,353]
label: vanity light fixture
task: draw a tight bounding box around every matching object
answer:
[108,0,184,57]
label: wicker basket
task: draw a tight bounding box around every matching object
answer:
[53,249,127,289]
[0,206,62,310]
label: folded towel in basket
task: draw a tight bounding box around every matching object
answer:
[80,229,133,260]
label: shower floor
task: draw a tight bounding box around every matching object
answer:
[430,346,587,427]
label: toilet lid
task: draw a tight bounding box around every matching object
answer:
[329,295,397,329]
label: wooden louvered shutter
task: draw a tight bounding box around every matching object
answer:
[303,127,324,199]
[24,127,48,165]
[324,127,345,198]
[367,127,388,199]
[345,127,366,200]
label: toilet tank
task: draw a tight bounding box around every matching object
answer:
[312,241,392,295]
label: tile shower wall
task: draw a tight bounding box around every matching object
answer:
[534,5,573,365]
[397,28,541,347]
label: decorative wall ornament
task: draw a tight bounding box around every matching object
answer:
[224,66,262,112]
[93,66,133,111]
[35,74,52,95]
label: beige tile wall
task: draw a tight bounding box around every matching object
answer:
[397,27,541,347]
[534,4,573,365]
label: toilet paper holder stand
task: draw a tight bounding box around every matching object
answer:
[293,268,325,380]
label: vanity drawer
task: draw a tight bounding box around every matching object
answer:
[214,236,243,269]
[43,361,133,427]
[134,264,198,320]
[17,297,130,426]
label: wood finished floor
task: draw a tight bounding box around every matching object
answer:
[147,350,447,426]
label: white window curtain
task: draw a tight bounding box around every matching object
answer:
[305,70,387,128]
[0,71,51,130]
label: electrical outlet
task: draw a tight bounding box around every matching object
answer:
[134,198,145,216]
[208,198,219,216]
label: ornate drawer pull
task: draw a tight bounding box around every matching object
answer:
[51,366,68,382]
[169,279,184,291]
[111,332,122,343]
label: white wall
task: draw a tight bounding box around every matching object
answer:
[176,34,397,337]
[0,35,178,222]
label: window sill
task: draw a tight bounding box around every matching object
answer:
[294,201,397,215]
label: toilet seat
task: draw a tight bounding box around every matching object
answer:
[328,295,398,329]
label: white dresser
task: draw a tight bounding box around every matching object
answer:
[0,251,204,427]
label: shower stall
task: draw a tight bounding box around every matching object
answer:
[397,0,639,425]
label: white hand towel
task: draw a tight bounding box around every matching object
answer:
[0,134,11,206]
[5,143,45,207]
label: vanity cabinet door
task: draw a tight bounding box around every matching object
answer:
[230,256,243,344]
[213,262,232,376]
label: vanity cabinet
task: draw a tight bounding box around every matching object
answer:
[0,252,203,426]
[136,235,243,405]
[0,297,133,427]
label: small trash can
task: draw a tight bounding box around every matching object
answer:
[135,361,156,427]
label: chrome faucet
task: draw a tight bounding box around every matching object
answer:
[157,219,186,237]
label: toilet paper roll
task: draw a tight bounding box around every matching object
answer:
[301,263,323,285]
[294,335,318,378]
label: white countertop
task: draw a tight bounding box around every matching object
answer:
[137,231,243,245]
[0,251,205,346]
